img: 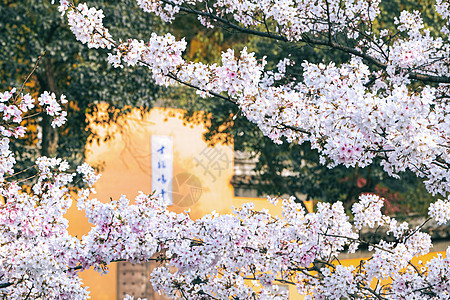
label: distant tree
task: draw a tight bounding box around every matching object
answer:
[0,0,163,172]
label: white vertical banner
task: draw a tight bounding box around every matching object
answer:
[151,135,173,205]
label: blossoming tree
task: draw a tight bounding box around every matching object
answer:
[1,0,450,299]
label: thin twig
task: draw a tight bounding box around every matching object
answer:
[14,53,45,103]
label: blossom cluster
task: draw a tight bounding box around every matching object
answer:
[65,2,113,49]
[0,88,31,138]
[0,92,447,299]
[0,89,88,298]
[0,89,447,299]
[5,160,449,299]
[57,1,449,204]
[38,91,68,127]
[0,89,67,182]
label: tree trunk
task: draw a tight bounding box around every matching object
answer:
[37,59,59,157]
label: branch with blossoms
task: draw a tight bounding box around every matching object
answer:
[57,0,450,200]
[143,194,446,299]
[6,171,449,299]
[136,0,450,84]
[0,87,84,298]
[0,100,447,299]
[1,130,449,299]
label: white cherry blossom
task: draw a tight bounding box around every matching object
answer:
[1,0,450,298]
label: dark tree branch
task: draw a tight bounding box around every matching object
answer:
[0,282,14,289]
[166,72,236,105]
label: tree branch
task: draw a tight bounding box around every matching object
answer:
[160,0,450,84]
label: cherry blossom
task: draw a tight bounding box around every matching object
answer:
[56,0,449,202]
[1,0,450,299]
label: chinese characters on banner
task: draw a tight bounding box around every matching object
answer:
[151,135,173,205]
[194,146,230,182]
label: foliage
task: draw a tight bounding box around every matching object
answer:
[0,0,163,174]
